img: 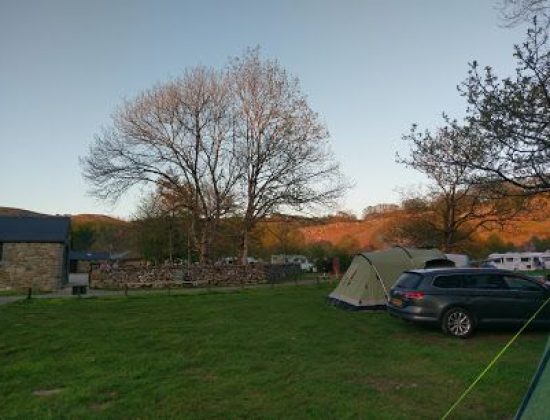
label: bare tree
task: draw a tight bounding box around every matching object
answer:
[83,50,345,264]
[82,67,240,263]
[499,0,550,27]
[229,48,346,263]
[455,21,550,194]
[397,125,530,251]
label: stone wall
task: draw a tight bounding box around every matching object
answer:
[90,263,303,289]
[0,242,65,291]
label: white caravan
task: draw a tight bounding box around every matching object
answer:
[487,252,550,271]
[271,254,315,272]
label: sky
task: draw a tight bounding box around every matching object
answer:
[0,0,527,219]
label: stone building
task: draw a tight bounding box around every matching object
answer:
[0,216,71,291]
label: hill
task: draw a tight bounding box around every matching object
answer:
[299,204,550,250]
[0,207,128,225]
[298,212,399,249]
[0,207,49,217]
[71,214,128,226]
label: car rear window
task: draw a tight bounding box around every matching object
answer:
[394,272,423,289]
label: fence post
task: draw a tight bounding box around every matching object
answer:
[27,287,32,300]
[124,283,128,297]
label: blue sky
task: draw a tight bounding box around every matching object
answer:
[0,0,526,218]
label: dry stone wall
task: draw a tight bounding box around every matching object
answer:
[0,242,65,291]
[91,263,302,289]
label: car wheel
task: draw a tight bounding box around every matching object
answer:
[442,307,474,338]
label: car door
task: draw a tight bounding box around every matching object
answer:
[503,275,550,321]
[462,274,516,322]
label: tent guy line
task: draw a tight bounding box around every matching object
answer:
[441,296,550,420]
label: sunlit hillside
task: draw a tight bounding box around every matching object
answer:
[299,201,550,250]
[72,214,127,226]
[298,212,399,250]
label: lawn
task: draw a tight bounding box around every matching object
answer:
[0,284,547,419]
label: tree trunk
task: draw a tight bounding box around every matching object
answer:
[198,222,211,265]
[199,237,209,264]
[168,213,174,263]
[239,228,249,265]
[442,232,452,253]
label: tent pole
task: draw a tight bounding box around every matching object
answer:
[369,262,389,299]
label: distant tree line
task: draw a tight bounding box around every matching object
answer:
[70,210,364,272]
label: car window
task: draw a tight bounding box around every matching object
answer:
[462,274,508,290]
[433,274,463,288]
[394,272,423,289]
[504,276,544,292]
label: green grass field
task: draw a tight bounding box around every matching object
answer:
[0,284,547,419]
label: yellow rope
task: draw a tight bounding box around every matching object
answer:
[441,296,550,420]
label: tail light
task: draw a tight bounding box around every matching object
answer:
[404,291,425,300]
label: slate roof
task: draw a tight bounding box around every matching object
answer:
[0,216,71,243]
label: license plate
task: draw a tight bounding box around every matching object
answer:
[390,298,403,307]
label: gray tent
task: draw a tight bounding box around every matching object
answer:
[328,247,450,309]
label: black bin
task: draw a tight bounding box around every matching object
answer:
[72,286,87,295]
